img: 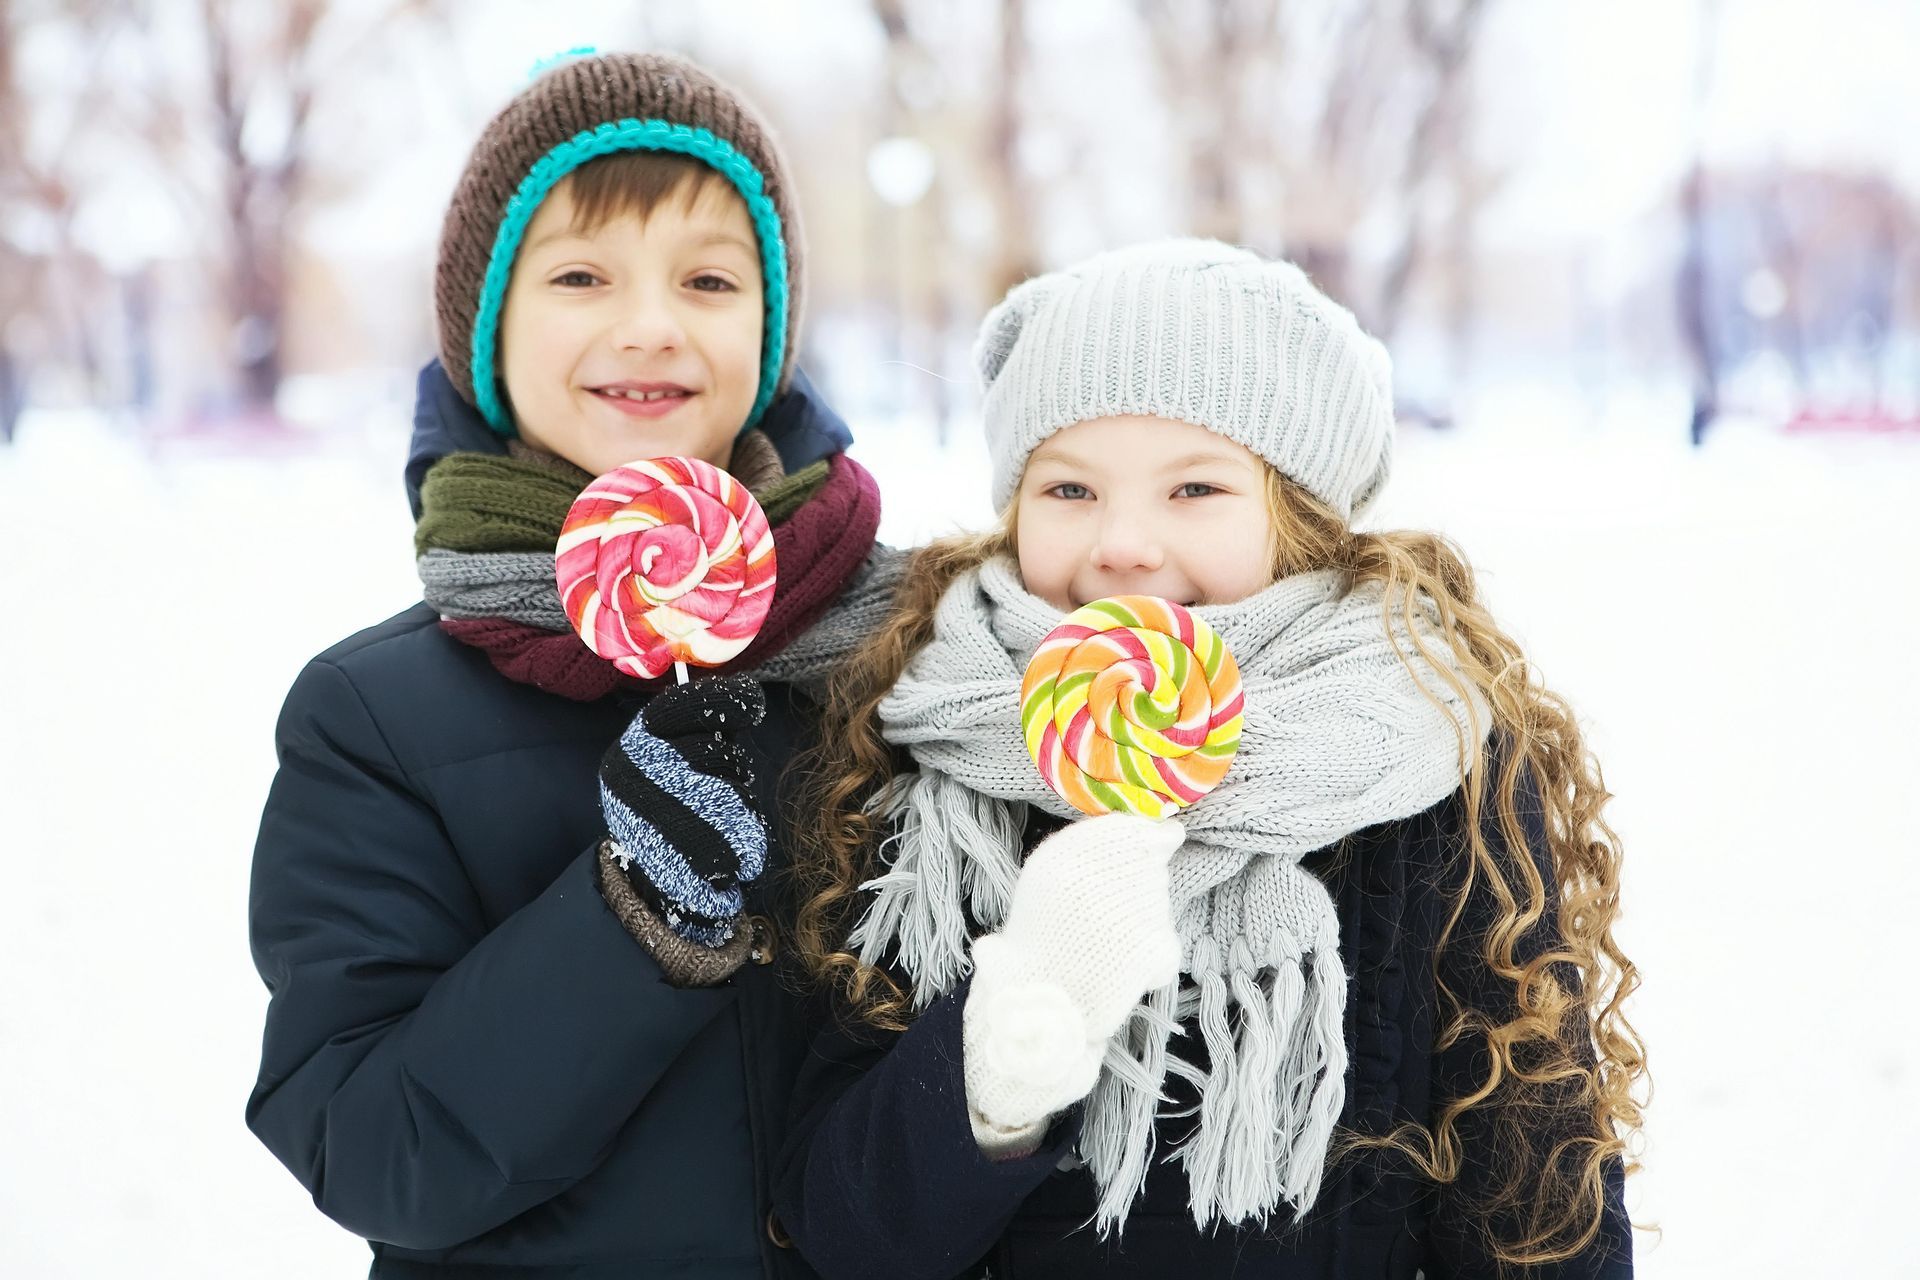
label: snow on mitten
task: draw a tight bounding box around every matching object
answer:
[599,675,770,946]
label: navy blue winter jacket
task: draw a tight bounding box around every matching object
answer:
[245,361,852,1278]
[773,770,1637,1280]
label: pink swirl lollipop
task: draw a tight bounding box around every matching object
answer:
[555,456,776,680]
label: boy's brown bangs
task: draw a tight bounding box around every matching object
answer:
[562,151,732,235]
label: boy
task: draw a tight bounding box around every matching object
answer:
[246,52,883,1277]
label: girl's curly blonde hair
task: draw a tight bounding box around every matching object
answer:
[787,467,1646,1268]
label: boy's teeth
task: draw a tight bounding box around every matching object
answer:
[603,388,687,401]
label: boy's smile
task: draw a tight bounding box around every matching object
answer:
[497,176,765,475]
[588,379,698,418]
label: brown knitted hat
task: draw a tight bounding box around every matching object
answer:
[433,51,805,436]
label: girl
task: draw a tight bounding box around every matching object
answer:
[774,239,1644,1278]
[245,52,894,1277]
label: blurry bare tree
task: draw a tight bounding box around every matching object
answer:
[1,0,447,421]
[1136,0,1282,246]
[848,0,1499,423]
[1671,0,1918,440]
[980,0,1038,302]
[1373,0,1489,349]
[1688,166,1920,425]
[868,0,939,429]
[859,0,1049,436]
[195,0,325,411]
[1134,0,1496,414]
[0,0,37,441]
[1677,0,1721,443]
[152,0,444,412]
[0,0,122,431]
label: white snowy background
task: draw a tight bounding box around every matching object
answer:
[3,1,1917,1276]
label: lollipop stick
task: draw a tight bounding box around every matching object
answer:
[674,660,690,685]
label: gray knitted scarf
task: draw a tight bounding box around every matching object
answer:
[853,554,1489,1232]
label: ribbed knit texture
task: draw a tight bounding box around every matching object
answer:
[411,432,885,702]
[962,814,1184,1146]
[433,52,806,424]
[414,449,593,557]
[595,840,754,986]
[854,555,1491,1232]
[600,676,770,947]
[976,238,1395,520]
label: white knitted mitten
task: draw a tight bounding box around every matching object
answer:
[962,813,1184,1156]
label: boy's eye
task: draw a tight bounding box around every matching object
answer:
[1046,483,1092,501]
[1175,482,1220,499]
[688,273,738,293]
[552,270,600,288]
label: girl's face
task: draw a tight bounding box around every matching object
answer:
[1014,415,1276,612]
[497,176,764,475]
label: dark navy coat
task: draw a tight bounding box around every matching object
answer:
[245,362,851,1278]
[773,770,1636,1280]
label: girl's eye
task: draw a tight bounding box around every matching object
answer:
[552,270,599,288]
[1046,483,1092,501]
[688,273,737,293]
[1175,482,1220,499]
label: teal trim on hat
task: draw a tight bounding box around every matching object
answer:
[469,119,790,438]
[525,45,598,81]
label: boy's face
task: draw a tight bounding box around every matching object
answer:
[498,176,764,476]
[1014,415,1276,613]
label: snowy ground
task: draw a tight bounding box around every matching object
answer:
[2,394,1915,1277]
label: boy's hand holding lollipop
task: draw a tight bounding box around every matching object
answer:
[566,457,780,950]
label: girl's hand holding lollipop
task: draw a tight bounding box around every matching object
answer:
[962,596,1247,1147]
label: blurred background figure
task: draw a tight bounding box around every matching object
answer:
[1,3,1913,1278]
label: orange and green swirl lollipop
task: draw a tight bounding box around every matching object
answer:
[1020,596,1244,818]
[555,456,775,680]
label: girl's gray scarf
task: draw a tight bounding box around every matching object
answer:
[853,555,1490,1232]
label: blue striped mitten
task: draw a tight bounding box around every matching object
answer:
[599,675,770,946]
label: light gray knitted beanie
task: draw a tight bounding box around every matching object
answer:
[975,238,1396,521]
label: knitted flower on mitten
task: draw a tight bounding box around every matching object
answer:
[962,813,1184,1155]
